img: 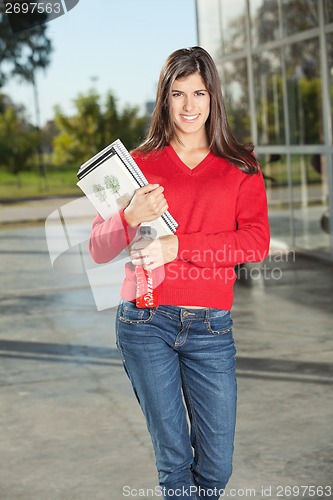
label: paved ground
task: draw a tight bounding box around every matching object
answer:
[0,198,332,500]
[0,196,80,225]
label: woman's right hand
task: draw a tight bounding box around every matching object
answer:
[123,184,168,227]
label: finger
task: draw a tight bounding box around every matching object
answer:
[130,248,148,260]
[131,258,145,266]
[145,260,163,271]
[131,251,148,263]
[160,200,168,211]
[148,193,167,208]
[132,256,154,269]
[149,185,164,195]
[138,184,160,196]
[154,200,168,215]
[151,193,167,206]
[130,252,140,260]
[146,188,165,203]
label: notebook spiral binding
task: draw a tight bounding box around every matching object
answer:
[77,139,178,234]
[113,140,178,233]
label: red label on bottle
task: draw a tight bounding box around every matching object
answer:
[135,266,158,308]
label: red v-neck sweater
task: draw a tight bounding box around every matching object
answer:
[89,145,270,309]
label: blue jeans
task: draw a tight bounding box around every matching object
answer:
[116,300,237,500]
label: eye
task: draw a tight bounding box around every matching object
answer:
[195,91,207,96]
[172,92,183,98]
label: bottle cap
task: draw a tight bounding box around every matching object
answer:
[139,226,152,237]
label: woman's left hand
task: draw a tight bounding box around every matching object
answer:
[130,235,179,270]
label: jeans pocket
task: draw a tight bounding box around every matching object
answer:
[205,309,233,335]
[119,300,155,324]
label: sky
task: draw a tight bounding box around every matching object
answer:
[3,0,198,126]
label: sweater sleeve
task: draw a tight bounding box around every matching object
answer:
[177,171,270,268]
[89,208,138,264]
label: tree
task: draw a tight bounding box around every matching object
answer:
[0,93,38,175]
[253,0,318,46]
[0,5,53,179]
[104,175,121,196]
[0,6,52,87]
[53,90,147,168]
[93,183,108,205]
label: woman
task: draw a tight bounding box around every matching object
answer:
[89,46,270,500]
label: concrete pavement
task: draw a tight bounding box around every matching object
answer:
[0,197,80,225]
[0,197,332,500]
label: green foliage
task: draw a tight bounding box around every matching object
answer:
[0,7,52,87]
[0,7,53,178]
[0,94,38,174]
[93,183,107,204]
[298,77,322,143]
[53,91,147,168]
[256,74,285,145]
[104,175,120,195]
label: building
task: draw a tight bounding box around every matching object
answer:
[196,0,333,259]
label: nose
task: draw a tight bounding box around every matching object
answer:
[183,95,194,112]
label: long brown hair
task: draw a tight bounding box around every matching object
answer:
[134,46,259,174]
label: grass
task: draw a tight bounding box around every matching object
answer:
[260,155,323,186]
[0,168,82,201]
[0,154,323,201]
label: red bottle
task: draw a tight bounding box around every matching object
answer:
[135,226,158,308]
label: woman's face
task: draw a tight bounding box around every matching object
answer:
[169,72,210,141]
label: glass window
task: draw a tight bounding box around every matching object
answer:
[253,50,285,145]
[327,33,333,144]
[285,38,323,145]
[261,154,293,248]
[290,154,330,255]
[324,0,333,24]
[265,153,331,256]
[220,0,247,54]
[282,0,318,36]
[220,58,251,143]
[250,0,280,46]
[196,0,222,56]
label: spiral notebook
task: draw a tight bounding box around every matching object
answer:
[77,139,178,237]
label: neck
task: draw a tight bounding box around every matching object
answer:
[170,135,209,154]
[169,134,211,170]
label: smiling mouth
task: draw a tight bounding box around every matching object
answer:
[180,114,200,122]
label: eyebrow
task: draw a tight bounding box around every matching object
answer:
[171,89,208,93]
